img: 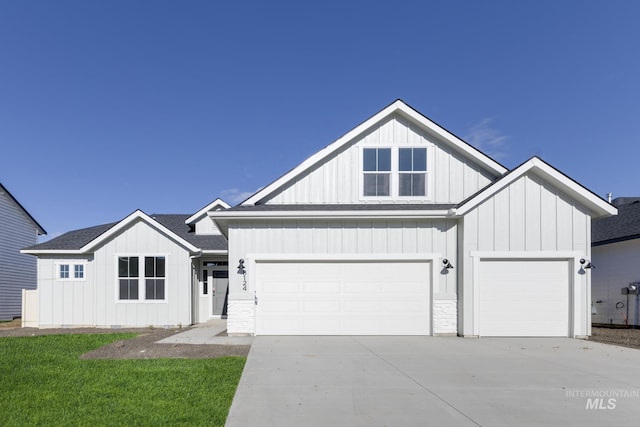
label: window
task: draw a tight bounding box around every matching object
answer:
[202,269,208,295]
[118,257,139,300]
[59,264,69,279]
[399,148,427,196]
[74,264,84,279]
[363,148,391,196]
[145,256,165,300]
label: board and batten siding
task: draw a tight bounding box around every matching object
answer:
[38,220,193,327]
[265,115,497,205]
[93,220,193,327]
[460,173,592,336]
[0,191,39,320]
[37,255,94,326]
[226,218,458,334]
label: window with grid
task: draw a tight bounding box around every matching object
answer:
[399,148,427,196]
[59,264,69,279]
[74,264,84,279]
[363,148,391,196]
[118,257,139,300]
[145,256,165,300]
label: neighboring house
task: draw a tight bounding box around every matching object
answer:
[23,100,617,337]
[21,199,229,327]
[0,183,46,320]
[211,100,616,338]
[592,197,640,327]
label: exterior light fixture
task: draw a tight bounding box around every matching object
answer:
[237,259,246,275]
[579,258,595,269]
[442,258,454,269]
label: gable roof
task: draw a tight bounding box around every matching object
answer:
[185,198,230,225]
[21,212,227,254]
[0,183,46,235]
[241,99,508,206]
[455,156,617,220]
[592,199,640,246]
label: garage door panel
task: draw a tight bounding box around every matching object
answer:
[478,259,570,337]
[256,260,431,335]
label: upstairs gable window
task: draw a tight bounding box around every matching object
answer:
[363,148,391,196]
[399,148,427,196]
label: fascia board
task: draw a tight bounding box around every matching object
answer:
[242,103,401,206]
[457,157,617,218]
[209,209,454,220]
[394,104,507,176]
[185,198,231,224]
[20,249,84,255]
[201,249,229,255]
[81,210,201,253]
[242,100,507,206]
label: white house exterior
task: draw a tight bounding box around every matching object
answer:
[23,100,616,336]
[22,200,229,328]
[211,100,616,338]
[0,183,46,320]
[591,198,640,327]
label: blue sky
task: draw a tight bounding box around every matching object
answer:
[1,1,638,240]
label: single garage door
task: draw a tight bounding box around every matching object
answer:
[255,260,431,335]
[478,259,570,337]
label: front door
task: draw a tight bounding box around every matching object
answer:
[211,270,229,317]
[200,262,229,321]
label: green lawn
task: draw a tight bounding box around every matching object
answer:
[0,334,246,426]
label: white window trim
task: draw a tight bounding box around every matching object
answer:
[360,145,434,201]
[55,262,87,282]
[115,254,169,304]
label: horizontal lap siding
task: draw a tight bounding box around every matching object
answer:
[267,115,496,205]
[0,192,38,320]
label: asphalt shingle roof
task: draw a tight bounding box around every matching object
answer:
[592,199,640,245]
[23,214,227,252]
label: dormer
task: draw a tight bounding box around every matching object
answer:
[185,198,230,235]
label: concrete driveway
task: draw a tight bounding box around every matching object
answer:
[225,336,640,426]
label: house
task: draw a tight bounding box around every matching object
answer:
[21,199,229,327]
[211,100,616,337]
[23,100,616,336]
[591,197,640,327]
[0,183,46,320]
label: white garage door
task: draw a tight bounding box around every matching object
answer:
[255,260,431,335]
[478,259,570,337]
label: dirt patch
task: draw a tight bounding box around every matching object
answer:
[0,324,250,360]
[588,326,640,350]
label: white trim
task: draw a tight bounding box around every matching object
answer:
[22,249,83,255]
[83,210,200,253]
[55,262,88,282]
[457,157,617,219]
[242,100,506,205]
[185,198,231,225]
[470,251,581,337]
[210,209,454,220]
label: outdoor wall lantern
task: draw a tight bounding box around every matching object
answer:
[579,258,595,269]
[442,258,454,269]
[237,259,246,275]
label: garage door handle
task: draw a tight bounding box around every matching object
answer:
[254,292,258,305]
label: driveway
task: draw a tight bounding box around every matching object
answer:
[226,336,640,426]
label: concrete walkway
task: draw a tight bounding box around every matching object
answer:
[157,319,253,345]
[226,336,640,427]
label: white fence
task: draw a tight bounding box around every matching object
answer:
[21,289,38,327]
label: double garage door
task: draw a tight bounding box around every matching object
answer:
[477,259,571,337]
[255,260,431,335]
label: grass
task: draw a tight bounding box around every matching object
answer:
[0,334,246,426]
